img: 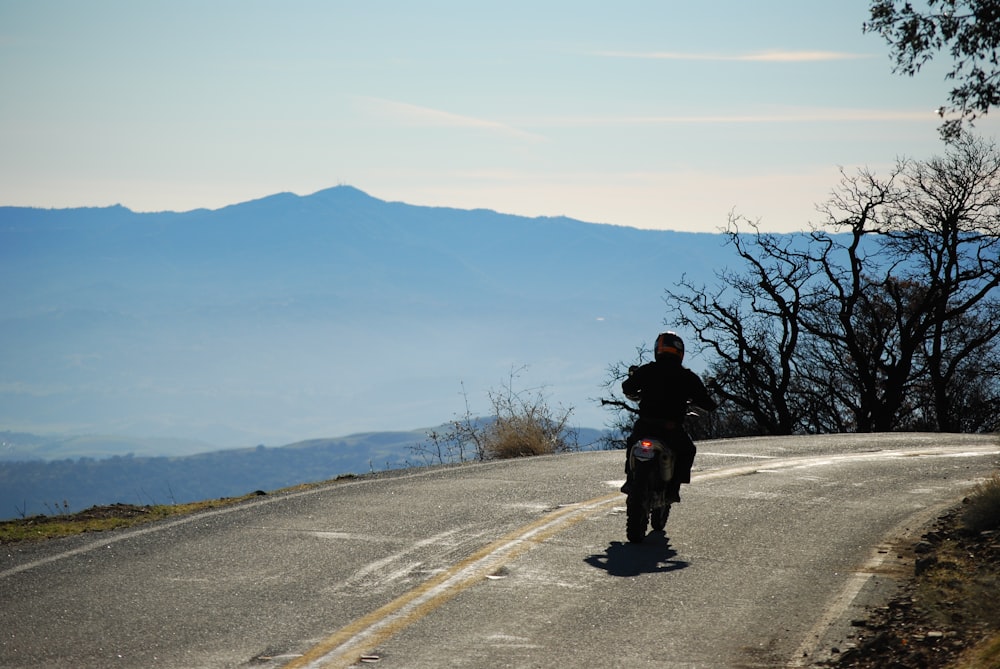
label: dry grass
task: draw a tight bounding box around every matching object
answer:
[943,471,1000,669]
[914,470,1000,636]
[483,414,570,459]
[418,368,578,463]
[0,477,361,544]
[830,480,1000,669]
[0,496,265,544]
[962,472,1000,534]
[950,633,1000,669]
[916,538,1000,629]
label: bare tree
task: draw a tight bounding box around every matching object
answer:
[664,217,813,435]
[596,345,648,449]
[912,309,1000,431]
[796,163,922,431]
[642,137,1000,435]
[878,134,1000,429]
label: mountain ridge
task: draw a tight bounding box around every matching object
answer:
[1,185,732,450]
[0,425,608,519]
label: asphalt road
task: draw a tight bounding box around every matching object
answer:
[2,433,998,669]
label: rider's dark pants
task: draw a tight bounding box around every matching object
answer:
[625,418,696,486]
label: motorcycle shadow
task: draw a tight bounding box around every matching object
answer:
[583,531,690,577]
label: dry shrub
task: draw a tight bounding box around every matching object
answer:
[963,472,1000,534]
[483,410,571,460]
[479,367,576,459]
[416,367,577,463]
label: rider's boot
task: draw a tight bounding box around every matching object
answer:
[665,480,681,504]
[620,459,632,494]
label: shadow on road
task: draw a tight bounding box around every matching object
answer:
[583,531,690,577]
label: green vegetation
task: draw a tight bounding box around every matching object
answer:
[866,0,1000,141]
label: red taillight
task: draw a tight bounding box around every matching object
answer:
[639,439,653,450]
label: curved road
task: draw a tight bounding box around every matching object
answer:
[2,433,997,668]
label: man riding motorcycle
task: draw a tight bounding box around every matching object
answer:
[620,331,718,503]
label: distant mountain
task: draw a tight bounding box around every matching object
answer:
[0,430,216,462]
[0,186,732,450]
[0,429,431,518]
[0,426,609,519]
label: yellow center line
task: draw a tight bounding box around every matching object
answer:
[285,493,622,669]
[285,444,1000,668]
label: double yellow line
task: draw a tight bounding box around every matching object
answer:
[286,443,1000,668]
[285,492,621,669]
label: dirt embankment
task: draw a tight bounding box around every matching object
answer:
[820,504,1000,669]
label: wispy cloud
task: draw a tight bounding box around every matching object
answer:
[595,50,871,62]
[529,107,935,126]
[355,96,547,142]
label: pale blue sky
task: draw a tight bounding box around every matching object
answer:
[2,0,994,231]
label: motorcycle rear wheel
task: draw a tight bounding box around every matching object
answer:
[651,502,670,531]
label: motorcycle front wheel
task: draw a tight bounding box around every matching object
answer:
[625,494,648,543]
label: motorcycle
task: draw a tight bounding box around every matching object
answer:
[603,391,706,543]
[624,436,675,543]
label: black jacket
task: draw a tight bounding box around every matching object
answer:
[622,358,718,425]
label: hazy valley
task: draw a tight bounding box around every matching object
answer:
[1,186,734,517]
